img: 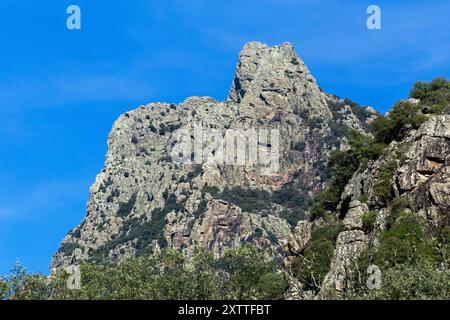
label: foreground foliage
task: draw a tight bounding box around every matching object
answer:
[1,246,287,300]
[291,222,343,291]
[352,210,450,300]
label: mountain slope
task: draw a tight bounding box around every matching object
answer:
[285,82,450,299]
[51,42,376,272]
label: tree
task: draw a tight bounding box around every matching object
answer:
[0,276,9,300]
[293,240,335,291]
[372,101,428,145]
[218,246,286,300]
[410,77,450,101]
[2,246,286,300]
[353,211,450,300]
[350,262,450,300]
[292,223,342,291]
[189,248,220,300]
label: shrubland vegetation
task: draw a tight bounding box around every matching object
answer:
[352,209,450,299]
[91,190,189,261]
[311,77,450,219]
[291,222,343,291]
[205,185,308,228]
[116,192,137,217]
[296,78,450,299]
[215,187,271,212]
[1,246,286,300]
[361,211,377,234]
[310,130,384,218]
[2,79,448,301]
[410,77,450,111]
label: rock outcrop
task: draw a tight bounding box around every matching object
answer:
[320,113,450,295]
[51,42,375,272]
[51,41,449,302]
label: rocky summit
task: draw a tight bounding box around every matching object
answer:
[51,42,449,299]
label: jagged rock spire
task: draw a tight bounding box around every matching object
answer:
[229,42,318,102]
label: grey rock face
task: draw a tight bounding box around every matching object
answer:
[290,220,313,253]
[50,41,449,300]
[343,200,369,231]
[322,114,450,296]
[322,230,368,293]
[401,115,450,226]
[229,42,328,113]
[51,42,374,272]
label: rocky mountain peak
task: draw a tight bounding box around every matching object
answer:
[52,41,376,274]
[229,42,322,109]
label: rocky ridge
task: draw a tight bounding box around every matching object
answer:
[321,113,450,296]
[52,42,377,272]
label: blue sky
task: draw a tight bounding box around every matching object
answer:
[1,0,449,275]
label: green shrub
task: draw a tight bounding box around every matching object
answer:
[0,276,8,299]
[386,197,410,227]
[358,194,369,204]
[292,240,335,291]
[310,186,341,219]
[280,208,306,229]
[292,222,342,290]
[168,123,181,132]
[214,187,271,213]
[359,212,436,272]
[372,101,428,145]
[149,124,157,133]
[72,227,82,239]
[273,184,313,223]
[345,98,376,125]
[3,247,286,300]
[134,208,168,252]
[59,242,79,256]
[203,186,220,196]
[410,77,450,102]
[351,262,450,300]
[186,165,202,182]
[93,192,188,260]
[117,193,138,217]
[219,245,287,300]
[0,262,53,300]
[430,103,446,114]
[373,161,398,205]
[362,211,377,233]
[377,213,435,267]
[310,145,360,218]
[292,141,306,152]
[159,124,167,135]
[354,211,450,300]
[311,92,427,219]
[312,222,343,243]
[163,192,186,213]
[131,135,139,144]
[310,129,386,219]
[272,185,306,208]
[193,198,208,219]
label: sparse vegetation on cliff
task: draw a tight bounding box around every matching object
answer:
[40,37,449,302]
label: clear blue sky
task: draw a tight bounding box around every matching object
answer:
[1,0,449,275]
